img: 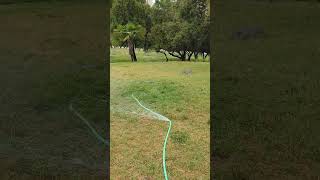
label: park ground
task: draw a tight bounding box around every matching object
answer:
[110,48,210,179]
[213,0,320,179]
[0,1,108,179]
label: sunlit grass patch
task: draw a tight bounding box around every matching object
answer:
[122,80,185,108]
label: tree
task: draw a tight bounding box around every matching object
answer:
[150,0,210,61]
[112,23,145,62]
[111,0,148,27]
[111,0,152,60]
[111,0,210,62]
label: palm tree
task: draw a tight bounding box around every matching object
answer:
[122,31,138,62]
[113,24,142,62]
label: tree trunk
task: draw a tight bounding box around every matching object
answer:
[168,51,185,61]
[144,32,148,52]
[187,52,193,61]
[181,51,186,61]
[128,39,137,62]
[164,53,168,62]
[194,52,199,61]
[159,49,169,62]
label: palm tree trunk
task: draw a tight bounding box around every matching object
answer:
[128,38,137,62]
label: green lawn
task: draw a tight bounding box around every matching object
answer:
[0,2,107,179]
[213,0,320,179]
[110,48,210,179]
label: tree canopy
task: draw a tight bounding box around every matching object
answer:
[111,0,210,61]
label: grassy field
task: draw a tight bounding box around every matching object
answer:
[0,1,108,179]
[110,48,210,179]
[213,0,320,179]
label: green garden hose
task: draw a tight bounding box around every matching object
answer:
[69,95,171,179]
[69,103,109,146]
[132,94,172,180]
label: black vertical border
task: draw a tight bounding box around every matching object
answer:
[106,0,111,179]
[210,0,215,179]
